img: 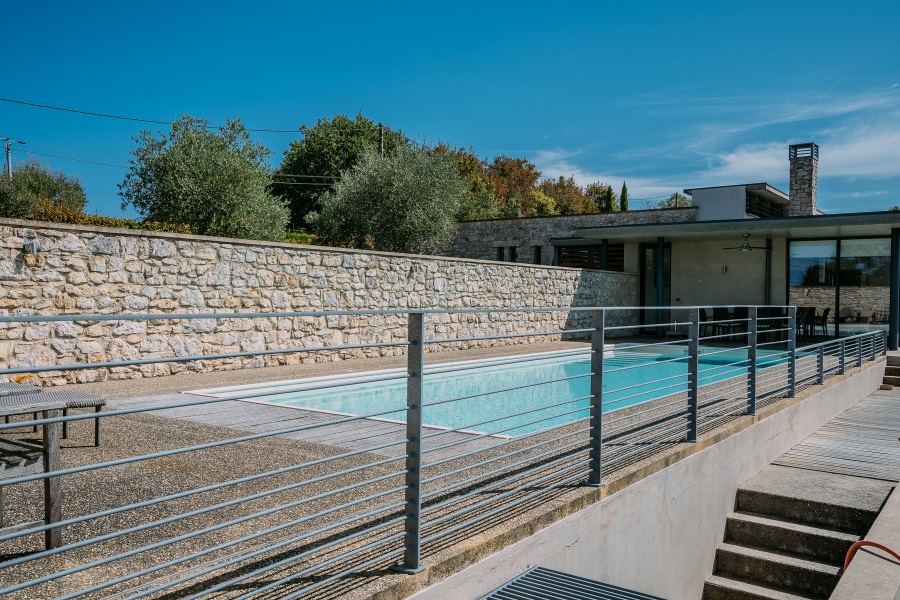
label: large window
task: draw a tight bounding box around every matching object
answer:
[788,238,889,338]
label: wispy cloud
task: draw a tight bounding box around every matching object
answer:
[532,148,680,198]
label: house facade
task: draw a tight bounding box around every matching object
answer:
[448,143,900,349]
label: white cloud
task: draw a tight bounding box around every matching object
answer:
[532,148,679,198]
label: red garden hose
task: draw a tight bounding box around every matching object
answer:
[844,540,900,571]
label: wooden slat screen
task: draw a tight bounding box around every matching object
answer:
[557,244,624,271]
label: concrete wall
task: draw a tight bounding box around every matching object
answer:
[690,186,747,221]
[410,362,885,600]
[449,208,697,265]
[669,238,787,319]
[0,219,638,386]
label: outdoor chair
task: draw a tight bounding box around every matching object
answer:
[699,308,712,338]
[796,307,811,343]
[812,307,831,337]
[712,307,740,340]
[837,307,856,324]
[732,307,749,337]
[856,308,875,324]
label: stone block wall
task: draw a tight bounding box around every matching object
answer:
[789,156,818,216]
[0,219,637,386]
[449,208,697,264]
[788,286,890,323]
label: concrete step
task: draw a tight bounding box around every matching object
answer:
[882,375,900,386]
[735,488,879,534]
[703,574,818,600]
[883,365,900,376]
[886,355,900,367]
[726,511,859,564]
[714,542,841,598]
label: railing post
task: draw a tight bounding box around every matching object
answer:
[687,308,699,442]
[883,331,888,356]
[817,347,825,385]
[871,334,877,362]
[787,306,796,398]
[747,307,757,416]
[857,336,863,368]
[393,311,425,574]
[839,339,845,375]
[586,309,605,486]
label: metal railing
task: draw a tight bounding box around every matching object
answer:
[0,306,886,598]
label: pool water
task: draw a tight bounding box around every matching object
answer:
[192,348,784,437]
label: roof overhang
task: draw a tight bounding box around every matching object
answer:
[573,211,900,243]
[684,182,789,205]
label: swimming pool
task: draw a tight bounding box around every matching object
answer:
[191,347,786,437]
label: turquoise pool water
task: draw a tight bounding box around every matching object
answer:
[195,349,784,436]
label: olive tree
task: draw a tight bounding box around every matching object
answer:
[0,157,87,219]
[119,115,289,241]
[308,147,465,254]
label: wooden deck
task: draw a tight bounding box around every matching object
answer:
[112,392,503,459]
[774,388,900,482]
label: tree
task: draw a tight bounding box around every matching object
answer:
[485,156,542,218]
[308,147,465,254]
[431,144,500,221]
[538,176,596,215]
[0,157,87,219]
[620,181,629,211]
[119,115,289,241]
[586,182,617,212]
[273,114,408,226]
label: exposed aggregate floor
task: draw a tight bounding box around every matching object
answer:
[0,340,841,599]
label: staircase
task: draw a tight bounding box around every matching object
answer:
[883,354,900,387]
[702,470,884,599]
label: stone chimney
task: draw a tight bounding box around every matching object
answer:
[789,142,818,216]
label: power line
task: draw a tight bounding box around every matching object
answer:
[20,149,128,169]
[272,174,341,179]
[0,97,170,125]
[17,141,129,161]
[270,181,334,186]
[0,97,391,133]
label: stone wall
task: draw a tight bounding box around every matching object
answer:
[789,155,817,216]
[449,208,697,264]
[0,219,637,386]
[788,286,890,323]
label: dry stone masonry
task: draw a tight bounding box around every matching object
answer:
[450,208,697,264]
[0,219,637,386]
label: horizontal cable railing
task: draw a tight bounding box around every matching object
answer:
[0,305,886,598]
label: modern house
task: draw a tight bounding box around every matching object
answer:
[450,143,900,349]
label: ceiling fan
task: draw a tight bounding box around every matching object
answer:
[723,234,767,252]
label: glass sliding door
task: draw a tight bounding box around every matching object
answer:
[640,243,671,326]
[838,238,890,336]
[789,240,836,341]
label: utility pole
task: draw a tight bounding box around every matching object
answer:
[379,123,384,158]
[2,138,25,181]
[4,139,11,181]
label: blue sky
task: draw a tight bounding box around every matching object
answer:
[2,1,899,217]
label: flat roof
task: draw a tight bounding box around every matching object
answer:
[684,182,789,204]
[574,210,900,243]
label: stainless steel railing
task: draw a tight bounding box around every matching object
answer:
[0,306,886,598]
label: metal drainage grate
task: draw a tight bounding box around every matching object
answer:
[479,566,668,599]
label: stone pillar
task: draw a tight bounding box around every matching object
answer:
[789,143,818,216]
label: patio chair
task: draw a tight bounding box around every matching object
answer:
[699,308,712,338]
[856,308,874,324]
[837,307,855,324]
[712,307,740,340]
[795,307,811,343]
[812,307,831,337]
